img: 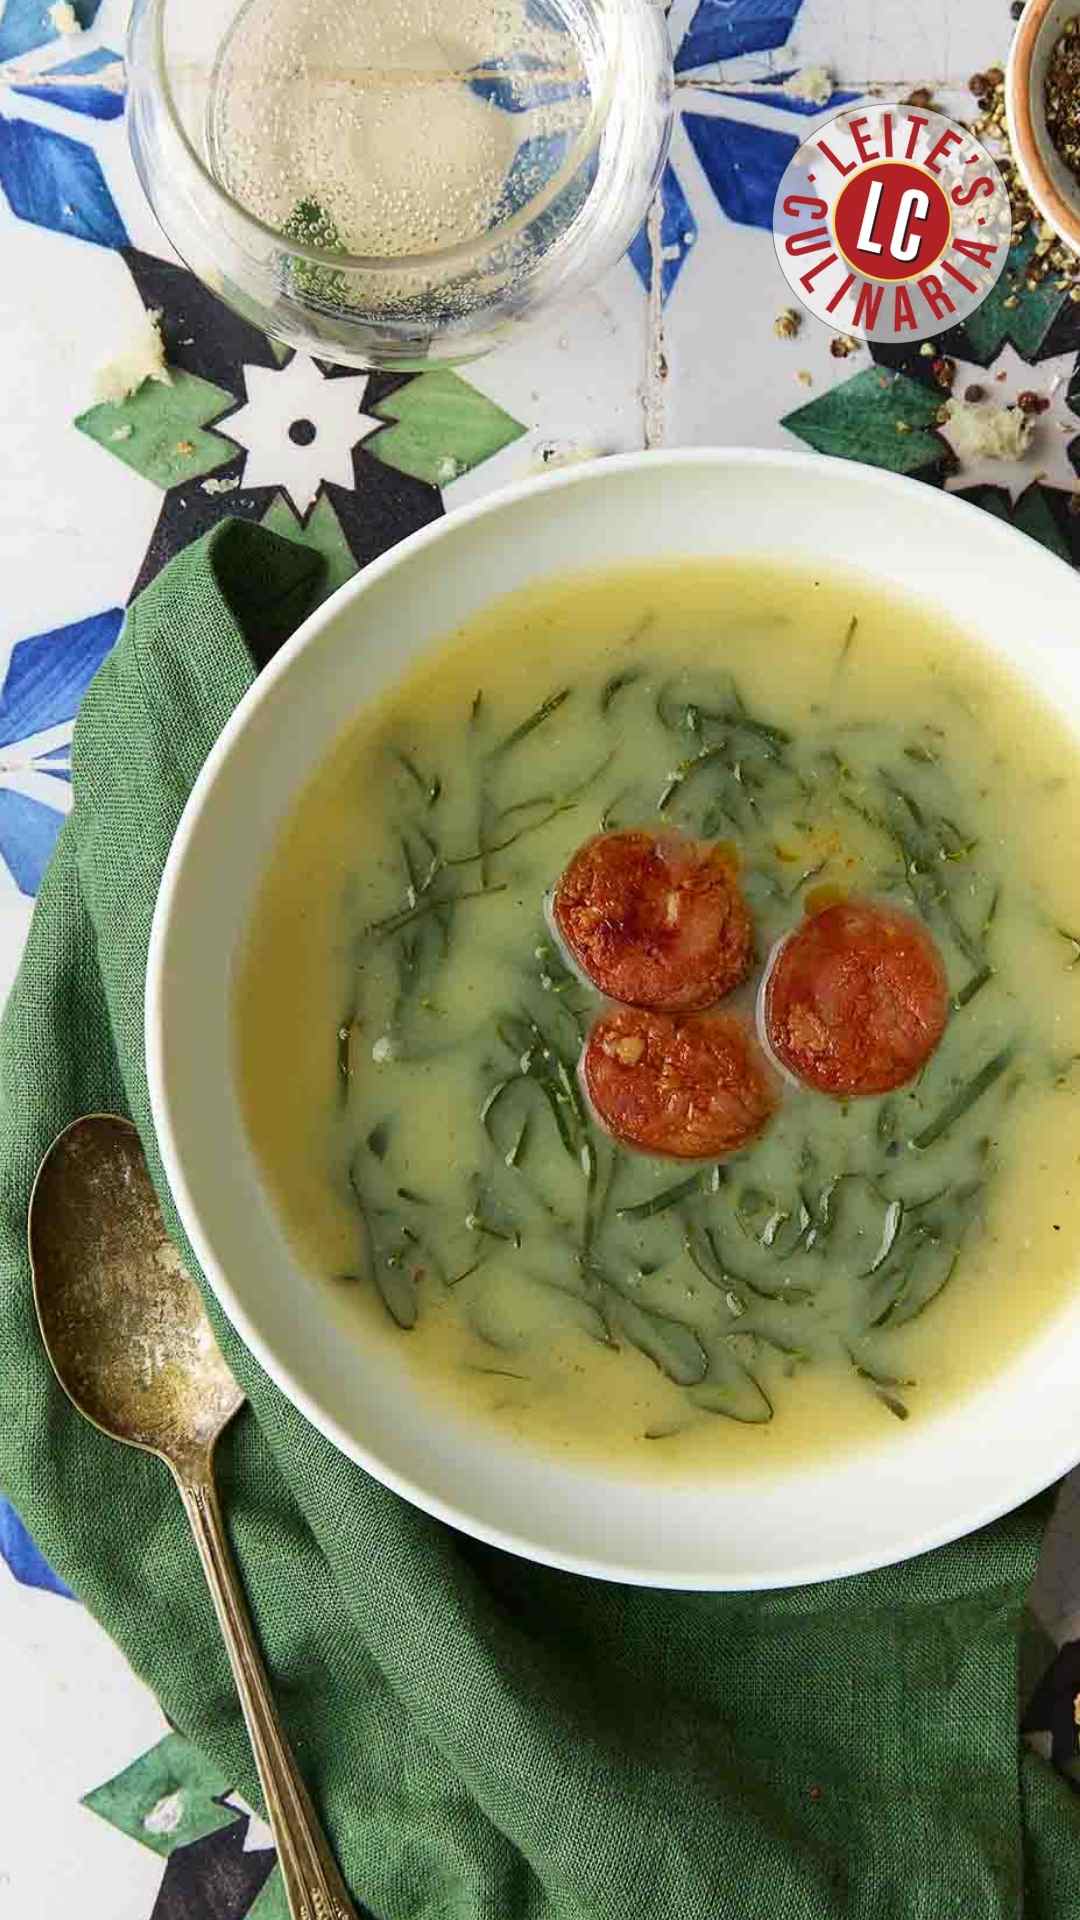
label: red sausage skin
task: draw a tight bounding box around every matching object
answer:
[582,1006,777,1159]
[553,829,753,1014]
[762,898,948,1097]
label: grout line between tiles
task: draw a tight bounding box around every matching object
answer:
[642,190,666,449]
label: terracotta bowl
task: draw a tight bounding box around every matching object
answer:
[1006,0,1080,254]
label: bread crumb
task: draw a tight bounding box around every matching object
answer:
[795,369,813,387]
[201,474,240,495]
[109,423,133,442]
[47,1,81,34]
[781,65,833,107]
[143,1791,185,1836]
[943,398,1033,461]
[94,308,171,405]
[532,440,601,472]
[829,334,859,358]
[774,307,802,339]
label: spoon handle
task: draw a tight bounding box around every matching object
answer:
[178,1468,358,1920]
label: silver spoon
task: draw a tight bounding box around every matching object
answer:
[29,1113,356,1920]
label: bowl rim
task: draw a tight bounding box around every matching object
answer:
[146,445,1080,1590]
[1005,0,1080,256]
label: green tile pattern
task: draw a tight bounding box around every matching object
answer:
[960,483,1072,563]
[75,371,238,490]
[246,1865,290,1917]
[782,367,944,473]
[371,369,525,485]
[260,491,357,602]
[82,1732,237,1859]
[964,232,1073,365]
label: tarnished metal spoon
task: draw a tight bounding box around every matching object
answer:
[29,1113,356,1920]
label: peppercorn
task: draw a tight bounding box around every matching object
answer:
[1045,27,1080,184]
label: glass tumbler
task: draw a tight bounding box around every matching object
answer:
[126,0,674,370]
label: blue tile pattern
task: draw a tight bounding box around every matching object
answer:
[0,0,101,61]
[628,162,698,303]
[496,130,574,223]
[734,72,861,115]
[0,608,121,896]
[0,609,121,749]
[0,1496,72,1597]
[675,0,805,73]
[13,46,125,121]
[524,0,571,28]
[0,114,128,249]
[468,53,578,112]
[682,112,799,230]
[0,788,66,894]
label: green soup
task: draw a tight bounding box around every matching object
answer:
[236,561,1080,1474]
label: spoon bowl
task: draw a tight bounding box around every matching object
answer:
[29,1113,242,1474]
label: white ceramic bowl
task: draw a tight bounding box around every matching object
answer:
[147,449,1080,1591]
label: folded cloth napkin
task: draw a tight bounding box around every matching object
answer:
[2,519,1079,1920]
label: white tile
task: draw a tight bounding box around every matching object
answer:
[0,1575,167,1920]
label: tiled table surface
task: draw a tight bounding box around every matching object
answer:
[5,0,1080,1913]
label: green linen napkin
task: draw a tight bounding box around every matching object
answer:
[2,518,1080,1920]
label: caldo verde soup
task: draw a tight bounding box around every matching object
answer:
[237,562,1080,1471]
